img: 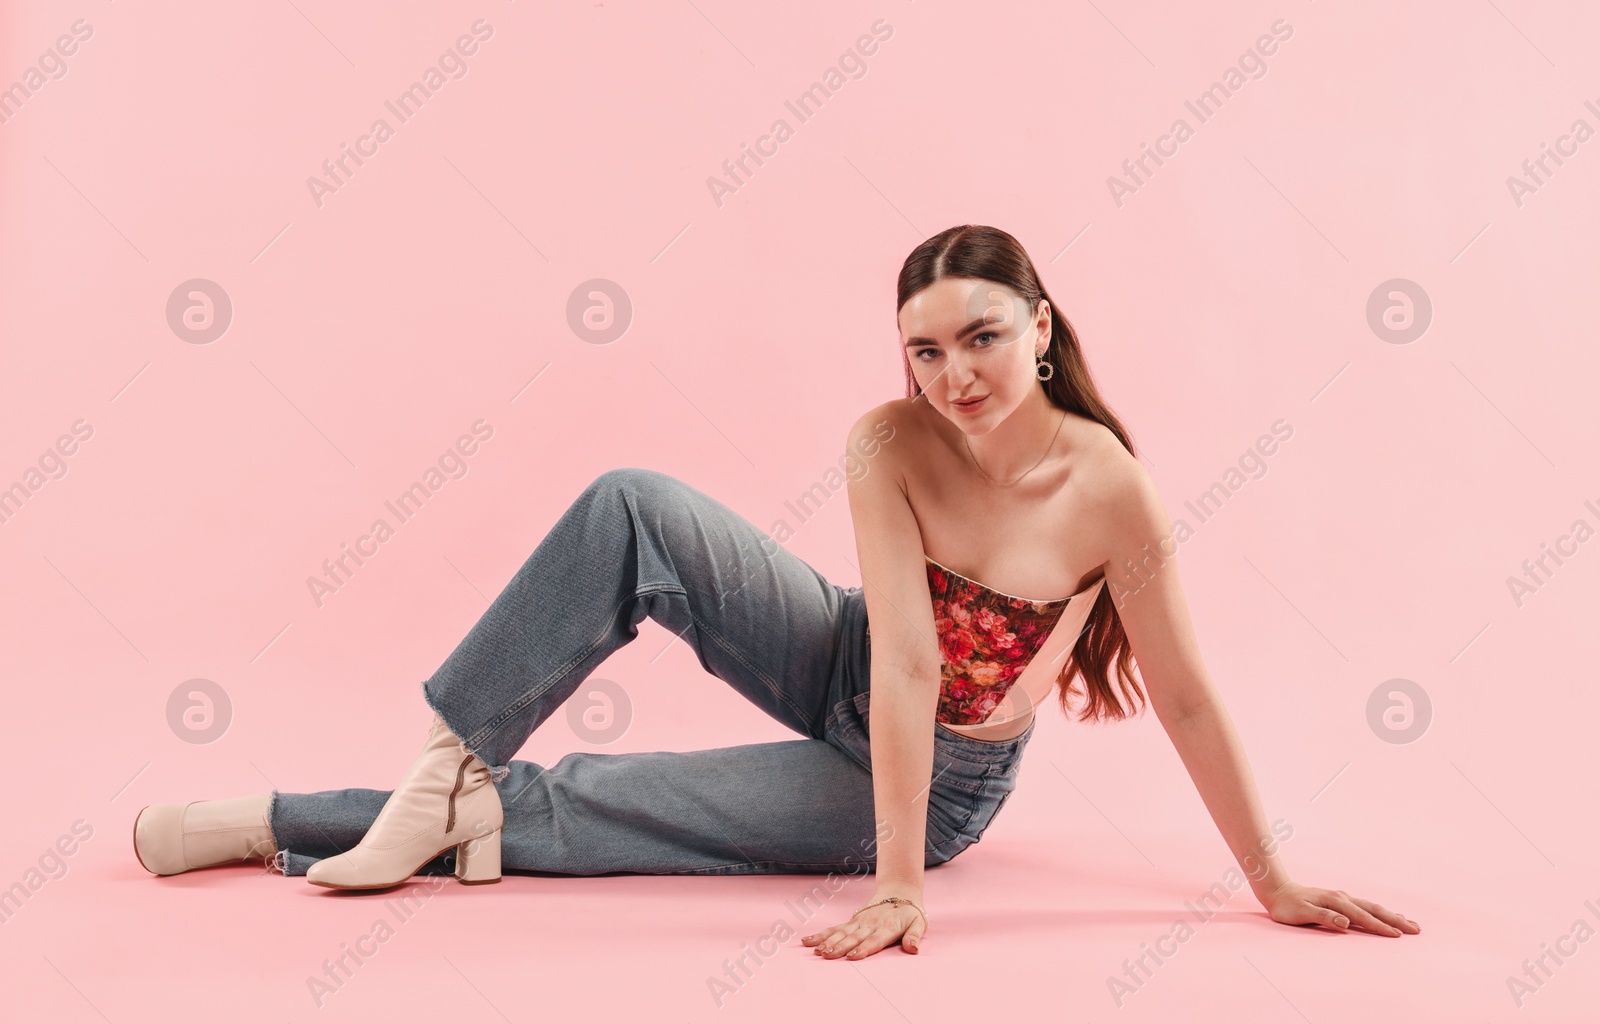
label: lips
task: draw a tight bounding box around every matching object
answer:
[951,395,989,411]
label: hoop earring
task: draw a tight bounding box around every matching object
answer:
[1035,352,1055,382]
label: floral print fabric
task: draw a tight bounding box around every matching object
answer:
[925,556,1073,726]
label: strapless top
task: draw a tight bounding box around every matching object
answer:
[924,555,1096,725]
[861,555,1102,725]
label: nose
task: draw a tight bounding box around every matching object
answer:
[941,352,978,391]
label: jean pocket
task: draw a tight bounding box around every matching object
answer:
[925,777,982,847]
[966,763,1019,840]
[824,697,871,773]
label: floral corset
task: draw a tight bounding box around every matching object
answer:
[924,556,1079,726]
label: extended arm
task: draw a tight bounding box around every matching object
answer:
[1104,461,1419,937]
[802,406,943,959]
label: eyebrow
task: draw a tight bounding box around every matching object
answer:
[903,313,1007,348]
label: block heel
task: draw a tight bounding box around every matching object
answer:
[455,828,502,885]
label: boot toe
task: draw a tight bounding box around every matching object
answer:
[133,803,190,875]
[306,851,399,890]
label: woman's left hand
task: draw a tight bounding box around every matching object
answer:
[1260,880,1420,936]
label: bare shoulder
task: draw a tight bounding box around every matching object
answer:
[845,397,930,472]
[1073,424,1167,540]
[847,396,924,440]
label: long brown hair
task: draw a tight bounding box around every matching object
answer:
[896,224,1146,724]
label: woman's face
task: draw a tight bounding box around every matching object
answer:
[899,277,1050,430]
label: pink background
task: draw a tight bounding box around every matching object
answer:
[3,0,1598,1020]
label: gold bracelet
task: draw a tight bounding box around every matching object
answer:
[851,896,928,930]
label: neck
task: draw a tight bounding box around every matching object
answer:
[962,390,1065,483]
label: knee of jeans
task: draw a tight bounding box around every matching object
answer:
[591,466,673,505]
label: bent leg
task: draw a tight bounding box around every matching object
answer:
[270,739,957,877]
[422,467,853,775]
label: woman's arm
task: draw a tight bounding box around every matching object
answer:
[803,405,943,959]
[1103,458,1419,937]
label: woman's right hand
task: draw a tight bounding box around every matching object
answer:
[801,895,928,960]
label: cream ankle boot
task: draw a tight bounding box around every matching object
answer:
[134,793,277,875]
[305,713,503,890]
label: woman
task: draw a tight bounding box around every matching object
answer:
[132,224,1419,960]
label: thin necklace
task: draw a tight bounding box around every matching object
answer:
[964,407,1067,487]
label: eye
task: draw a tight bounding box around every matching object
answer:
[914,347,940,362]
[973,332,999,347]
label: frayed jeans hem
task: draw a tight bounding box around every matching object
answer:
[419,678,512,785]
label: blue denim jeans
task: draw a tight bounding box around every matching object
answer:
[270,467,1035,877]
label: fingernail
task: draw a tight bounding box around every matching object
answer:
[1335,917,1348,927]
